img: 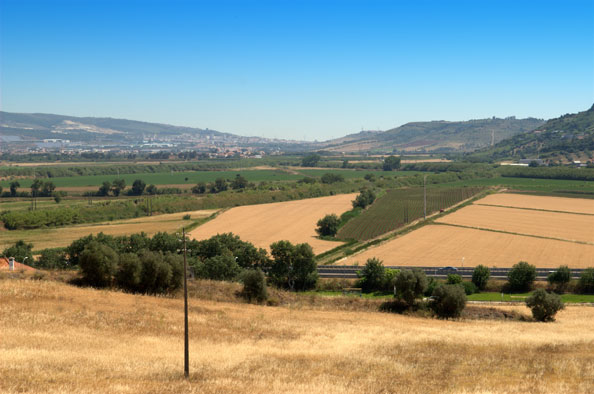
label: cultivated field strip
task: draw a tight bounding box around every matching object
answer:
[341,225,594,268]
[189,194,356,253]
[475,193,594,215]
[436,204,594,244]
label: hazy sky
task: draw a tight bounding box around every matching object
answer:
[1,0,593,140]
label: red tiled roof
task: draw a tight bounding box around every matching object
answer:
[0,257,36,271]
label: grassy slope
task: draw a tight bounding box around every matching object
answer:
[1,279,593,393]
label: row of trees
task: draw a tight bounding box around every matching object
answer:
[191,175,249,194]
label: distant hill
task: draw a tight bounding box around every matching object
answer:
[318,117,544,153]
[467,104,594,163]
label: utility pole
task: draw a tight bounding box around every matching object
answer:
[182,228,189,379]
[423,175,427,220]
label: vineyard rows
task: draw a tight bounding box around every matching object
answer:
[337,187,483,241]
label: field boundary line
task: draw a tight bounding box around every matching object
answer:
[474,203,594,216]
[433,222,594,246]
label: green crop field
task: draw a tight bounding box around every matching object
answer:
[432,176,594,194]
[296,169,423,179]
[337,186,483,241]
[0,169,303,188]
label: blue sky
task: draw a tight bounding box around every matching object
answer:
[1,0,593,140]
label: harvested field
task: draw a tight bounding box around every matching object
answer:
[0,210,217,251]
[436,205,594,243]
[476,193,594,215]
[2,279,594,393]
[342,225,594,268]
[189,194,356,253]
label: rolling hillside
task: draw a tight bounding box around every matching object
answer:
[319,117,544,153]
[467,104,594,163]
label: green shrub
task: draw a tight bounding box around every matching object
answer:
[316,214,340,237]
[268,241,318,291]
[36,249,68,269]
[182,214,191,220]
[424,277,438,297]
[79,241,119,287]
[547,265,571,293]
[137,250,173,294]
[116,254,142,292]
[394,269,427,306]
[195,254,241,281]
[2,240,34,266]
[471,265,490,291]
[507,261,537,292]
[446,274,462,285]
[431,284,467,319]
[577,268,594,294]
[525,289,564,322]
[352,188,376,209]
[461,281,477,295]
[357,258,385,293]
[239,269,268,303]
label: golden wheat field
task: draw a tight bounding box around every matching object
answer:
[0,210,217,251]
[475,193,594,215]
[435,205,594,244]
[342,225,594,268]
[189,194,356,253]
[1,279,593,393]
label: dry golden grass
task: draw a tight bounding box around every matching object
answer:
[1,279,593,393]
[342,225,594,268]
[476,193,594,215]
[436,205,594,244]
[0,210,217,251]
[189,194,356,253]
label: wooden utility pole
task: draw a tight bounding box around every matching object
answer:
[423,175,427,220]
[183,228,189,378]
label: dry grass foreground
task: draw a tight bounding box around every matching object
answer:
[341,225,594,268]
[0,210,217,251]
[436,205,594,244]
[476,193,594,215]
[2,279,594,393]
[189,194,357,254]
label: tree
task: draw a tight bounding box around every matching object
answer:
[357,258,386,293]
[507,261,537,292]
[79,241,119,287]
[382,155,401,171]
[394,269,427,306]
[431,284,467,319]
[320,173,344,184]
[98,181,112,196]
[30,179,43,198]
[230,174,248,189]
[239,269,268,303]
[577,268,594,294]
[136,250,173,294]
[9,181,20,197]
[112,179,126,196]
[195,254,241,281]
[446,274,462,285]
[316,214,340,237]
[352,188,376,209]
[131,179,146,195]
[301,153,321,167]
[210,178,228,193]
[526,289,564,322]
[37,249,67,269]
[145,184,158,195]
[0,185,2,195]
[529,160,540,167]
[268,241,318,291]
[472,265,490,291]
[115,253,142,292]
[41,181,56,197]
[547,265,571,293]
[2,240,34,265]
[192,182,207,194]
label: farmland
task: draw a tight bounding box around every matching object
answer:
[189,194,356,253]
[476,192,594,214]
[2,279,594,393]
[341,224,594,268]
[0,209,217,251]
[337,186,483,241]
[436,204,594,244]
[341,193,594,268]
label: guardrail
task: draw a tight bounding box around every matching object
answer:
[318,265,586,279]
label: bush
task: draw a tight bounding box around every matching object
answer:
[352,188,376,209]
[239,269,268,303]
[316,214,340,237]
[431,284,467,319]
[182,214,191,220]
[116,253,143,292]
[357,258,385,293]
[2,240,34,265]
[507,261,537,292]
[394,269,427,306]
[577,268,594,294]
[195,254,241,281]
[446,274,462,285]
[471,265,490,291]
[321,173,345,184]
[547,265,571,293]
[461,281,477,295]
[36,249,68,269]
[525,289,564,322]
[79,241,119,287]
